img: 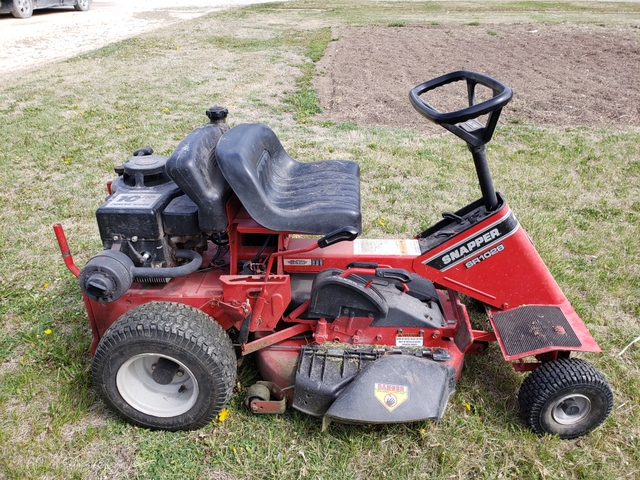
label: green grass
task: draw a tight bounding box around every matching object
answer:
[282,27,332,123]
[1,1,639,479]
[232,0,640,26]
[205,27,331,122]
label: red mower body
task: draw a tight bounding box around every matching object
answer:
[54,71,613,437]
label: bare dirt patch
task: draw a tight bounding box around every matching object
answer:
[314,24,640,130]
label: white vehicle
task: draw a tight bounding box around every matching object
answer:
[1,0,90,19]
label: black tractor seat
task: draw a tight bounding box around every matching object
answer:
[215,123,362,235]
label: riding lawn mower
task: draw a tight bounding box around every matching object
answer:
[54,71,613,439]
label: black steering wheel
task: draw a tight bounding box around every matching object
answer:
[409,71,512,147]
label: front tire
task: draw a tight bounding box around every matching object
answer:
[518,358,613,439]
[12,0,33,18]
[74,0,91,12]
[92,302,236,430]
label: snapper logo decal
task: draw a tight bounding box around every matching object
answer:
[374,383,409,412]
[423,212,519,271]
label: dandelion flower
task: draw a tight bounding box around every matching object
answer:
[217,408,230,423]
[44,329,52,335]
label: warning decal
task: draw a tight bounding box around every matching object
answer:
[374,383,409,412]
[354,239,421,256]
[395,333,424,347]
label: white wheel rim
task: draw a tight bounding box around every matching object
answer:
[116,353,199,417]
[17,0,31,11]
[552,394,592,425]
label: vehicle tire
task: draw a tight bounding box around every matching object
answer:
[11,0,33,18]
[74,0,91,11]
[518,358,613,439]
[92,302,236,430]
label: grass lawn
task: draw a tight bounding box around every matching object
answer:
[0,1,639,478]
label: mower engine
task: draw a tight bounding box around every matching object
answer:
[98,152,202,271]
[78,107,230,303]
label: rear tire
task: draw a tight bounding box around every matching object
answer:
[12,0,33,18]
[92,302,236,430]
[74,0,90,11]
[518,358,613,439]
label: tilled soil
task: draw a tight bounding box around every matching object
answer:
[314,24,640,131]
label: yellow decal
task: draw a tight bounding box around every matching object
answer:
[374,383,409,412]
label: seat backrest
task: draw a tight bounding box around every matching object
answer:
[215,123,292,208]
[165,123,231,234]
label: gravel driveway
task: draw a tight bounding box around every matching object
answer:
[0,0,280,80]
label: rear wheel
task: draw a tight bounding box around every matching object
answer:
[74,0,90,11]
[12,0,33,18]
[92,302,236,430]
[518,358,613,439]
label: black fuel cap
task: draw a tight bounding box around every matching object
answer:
[123,154,168,177]
[206,106,228,122]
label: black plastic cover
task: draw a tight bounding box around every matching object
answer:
[308,268,388,319]
[325,354,456,424]
[308,269,444,329]
[162,195,200,237]
[293,347,382,416]
[165,123,231,234]
[216,123,362,235]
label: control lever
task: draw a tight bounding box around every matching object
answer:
[442,212,465,224]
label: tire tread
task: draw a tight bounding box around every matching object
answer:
[92,302,236,430]
[518,357,613,438]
